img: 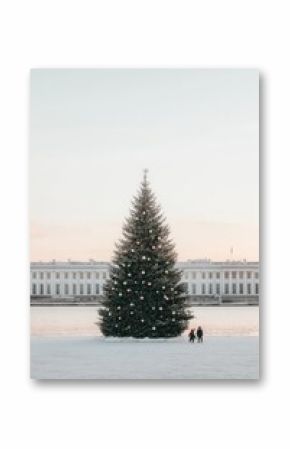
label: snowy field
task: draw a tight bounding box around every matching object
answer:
[31,336,259,380]
[31,306,259,337]
[31,307,259,379]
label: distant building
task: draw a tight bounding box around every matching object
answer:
[30,259,259,304]
[30,260,109,298]
[178,259,259,303]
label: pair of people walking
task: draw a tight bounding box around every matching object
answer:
[188,326,203,343]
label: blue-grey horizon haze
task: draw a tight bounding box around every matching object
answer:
[30,69,259,262]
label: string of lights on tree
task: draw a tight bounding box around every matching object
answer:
[99,170,192,338]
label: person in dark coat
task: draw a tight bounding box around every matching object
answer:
[196,326,203,342]
[188,328,196,343]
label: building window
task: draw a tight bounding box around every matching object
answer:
[40,284,44,295]
[255,272,259,279]
[247,271,252,279]
[216,272,220,279]
[192,284,196,295]
[247,284,252,295]
[209,272,212,279]
[32,284,37,295]
[216,284,220,295]
[73,272,77,279]
[32,272,37,279]
[80,284,84,295]
[232,271,237,279]
[239,283,244,294]
[80,272,83,279]
[255,283,259,294]
[65,272,68,279]
[239,271,243,279]
[47,284,51,295]
[95,272,100,279]
[46,272,51,279]
[209,284,212,295]
[87,272,91,279]
[40,272,44,280]
[56,272,60,279]
[87,284,91,295]
[191,272,196,279]
[56,284,60,295]
[96,284,100,295]
[232,284,237,294]
[73,284,77,295]
[181,282,188,294]
[225,284,229,294]
[202,272,206,279]
[202,284,206,295]
[224,272,229,279]
[103,272,107,280]
[65,284,69,295]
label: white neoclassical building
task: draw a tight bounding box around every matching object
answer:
[30,259,259,303]
[178,259,259,299]
[30,260,109,298]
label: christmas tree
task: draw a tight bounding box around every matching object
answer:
[99,170,192,338]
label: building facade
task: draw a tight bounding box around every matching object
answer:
[178,259,259,301]
[30,259,259,302]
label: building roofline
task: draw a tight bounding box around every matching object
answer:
[30,259,259,267]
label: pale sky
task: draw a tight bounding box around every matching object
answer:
[30,69,259,262]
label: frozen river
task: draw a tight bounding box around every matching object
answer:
[31,306,259,337]
[31,336,259,379]
[30,307,259,379]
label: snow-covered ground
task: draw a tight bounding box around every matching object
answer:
[31,336,259,380]
[31,306,259,337]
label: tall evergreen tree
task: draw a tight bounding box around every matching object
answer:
[99,171,192,338]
